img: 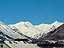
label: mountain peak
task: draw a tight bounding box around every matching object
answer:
[51,21,63,27]
[13,21,33,27]
[52,21,60,25]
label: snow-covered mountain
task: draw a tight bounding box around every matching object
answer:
[0,21,28,41]
[9,21,63,39]
[9,22,43,39]
[0,21,63,48]
[35,21,63,34]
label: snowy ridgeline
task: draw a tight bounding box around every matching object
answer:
[0,21,63,41]
[0,21,63,48]
[9,21,63,39]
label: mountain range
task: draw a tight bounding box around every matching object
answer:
[0,21,63,42]
[9,21,63,39]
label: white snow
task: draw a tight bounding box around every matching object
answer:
[0,21,27,40]
[9,22,43,39]
[9,21,63,39]
[4,40,40,48]
[35,21,63,33]
[0,21,63,48]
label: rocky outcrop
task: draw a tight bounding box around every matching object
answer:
[45,24,64,40]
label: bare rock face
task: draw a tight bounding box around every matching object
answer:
[39,24,64,41]
[45,24,64,40]
[37,24,64,48]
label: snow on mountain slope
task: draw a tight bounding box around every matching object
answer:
[10,22,43,39]
[35,21,63,34]
[0,21,27,40]
[9,21,63,39]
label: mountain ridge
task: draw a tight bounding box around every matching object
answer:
[9,21,63,39]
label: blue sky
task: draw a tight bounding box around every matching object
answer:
[0,0,64,25]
